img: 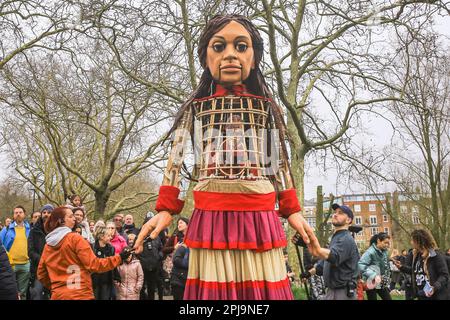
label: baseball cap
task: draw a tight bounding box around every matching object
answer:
[331,203,354,222]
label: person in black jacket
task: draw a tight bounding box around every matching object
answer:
[0,238,19,300]
[307,204,360,300]
[171,242,190,300]
[394,229,449,300]
[91,224,118,300]
[138,216,164,300]
[28,204,53,300]
[123,214,140,238]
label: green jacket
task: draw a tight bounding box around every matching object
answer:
[358,243,390,281]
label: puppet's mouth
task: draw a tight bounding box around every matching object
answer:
[220,64,242,71]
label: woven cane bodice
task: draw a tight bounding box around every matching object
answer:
[193,95,276,181]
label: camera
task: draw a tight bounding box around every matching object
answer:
[292,233,308,248]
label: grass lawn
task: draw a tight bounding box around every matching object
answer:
[292,285,406,300]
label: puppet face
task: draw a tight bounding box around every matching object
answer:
[206,21,255,86]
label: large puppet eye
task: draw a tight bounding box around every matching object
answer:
[236,43,248,52]
[212,43,225,52]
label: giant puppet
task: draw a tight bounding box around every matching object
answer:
[134,15,317,300]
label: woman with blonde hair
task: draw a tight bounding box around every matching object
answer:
[91,224,117,300]
[107,221,127,254]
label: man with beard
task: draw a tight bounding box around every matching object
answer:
[28,204,53,300]
[306,204,360,300]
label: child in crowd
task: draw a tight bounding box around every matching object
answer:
[114,250,144,300]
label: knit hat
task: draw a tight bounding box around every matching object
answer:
[40,204,54,213]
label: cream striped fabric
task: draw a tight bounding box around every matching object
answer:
[187,247,287,283]
[193,179,274,194]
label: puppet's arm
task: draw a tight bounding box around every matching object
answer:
[134,106,193,252]
[272,129,317,246]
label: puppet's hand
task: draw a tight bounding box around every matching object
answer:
[133,211,172,254]
[149,211,173,240]
[288,212,318,248]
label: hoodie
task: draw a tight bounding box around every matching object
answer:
[37,228,121,300]
[45,227,72,247]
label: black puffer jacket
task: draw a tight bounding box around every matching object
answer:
[124,224,140,237]
[170,245,189,288]
[91,241,120,285]
[139,236,163,273]
[400,249,449,300]
[0,240,18,300]
[28,218,47,281]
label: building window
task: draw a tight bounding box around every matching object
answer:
[384,227,389,235]
[307,217,316,229]
[412,215,420,225]
[412,206,419,214]
[369,203,376,212]
[355,216,362,225]
[400,205,408,214]
[383,215,388,222]
[354,204,361,212]
[370,227,378,236]
[370,215,377,225]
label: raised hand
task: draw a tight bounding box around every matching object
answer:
[133,211,172,254]
[288,212,319,248]
[149,211,172,240]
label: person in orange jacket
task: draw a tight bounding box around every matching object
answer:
[37,207,132,300]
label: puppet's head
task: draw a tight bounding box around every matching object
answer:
[196,15,265,96]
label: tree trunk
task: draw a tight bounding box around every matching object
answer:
[316,186,325,245]
[285,114,307,275]
[94,189,111,220]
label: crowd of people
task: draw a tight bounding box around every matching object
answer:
[0,196,449,300]
[0,195,192,300]
[297,204,450,300]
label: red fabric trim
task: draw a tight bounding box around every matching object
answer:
[184,239,287,252]
[193,191,275,211]
[186,277,291,290]
[194,83,268,101]
[155,186,184,215]
[278,189,301,218]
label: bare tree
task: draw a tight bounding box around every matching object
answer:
[0,44,169,217]
[345,29,449,248]
[0,0,95,69]
[385,31,449,248]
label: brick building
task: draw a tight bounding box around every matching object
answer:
[338,194,393,251]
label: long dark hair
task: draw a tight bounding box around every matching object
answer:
[170,14,293,185]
